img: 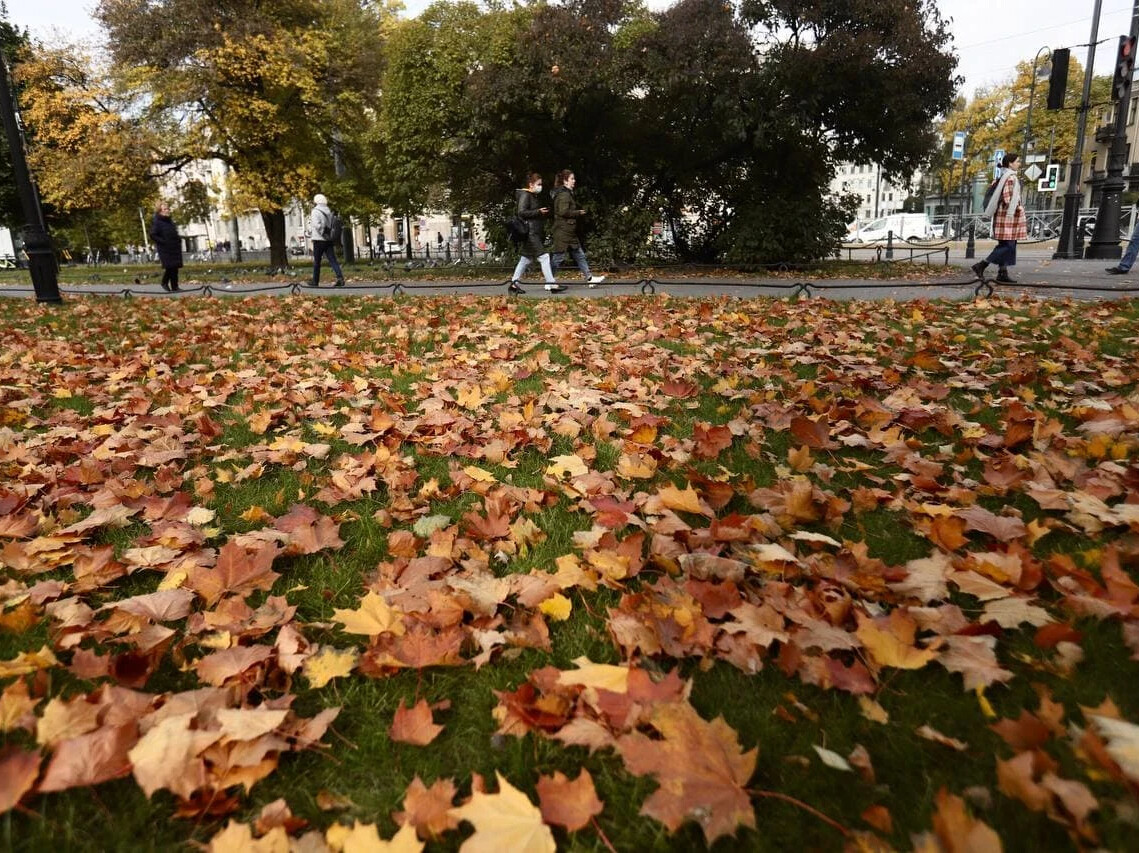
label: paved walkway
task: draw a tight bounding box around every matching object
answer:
[3,248,1138,301]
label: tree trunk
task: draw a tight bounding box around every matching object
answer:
[261,209,287,270]
[341,216,355,264]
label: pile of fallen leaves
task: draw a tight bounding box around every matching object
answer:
[1,294,1138,851]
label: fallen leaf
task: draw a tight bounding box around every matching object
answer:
[535,768,603,832]
[390,698,444,746]
[448,772,555,853]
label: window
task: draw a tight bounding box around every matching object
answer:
[1131,97,1138,125]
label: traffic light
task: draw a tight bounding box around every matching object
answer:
[1040,163,1060,192]
[1047,48,1069,110]
[1113,35,1136,102]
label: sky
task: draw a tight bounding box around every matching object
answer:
[4,0,1137,97]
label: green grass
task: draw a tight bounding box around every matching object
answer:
[2,294,1139,852]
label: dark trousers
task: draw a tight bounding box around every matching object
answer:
[162,267,179,290]
[985,240,1017,267]
[311,240,344,285]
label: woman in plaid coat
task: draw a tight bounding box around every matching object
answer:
[972,153,1027,283]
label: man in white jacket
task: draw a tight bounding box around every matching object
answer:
[308,193,345,287]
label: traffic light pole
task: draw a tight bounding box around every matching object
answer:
[0,49,61,303]
[1087,2,1139,258]
[1054,0,1103,260]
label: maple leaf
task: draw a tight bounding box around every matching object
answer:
[207,821,290,853]
[937,635,1014,691]
[273,504,345,555]
[930,787,1002,853]
[195,645,273,686]
[0,747,40,814]
[1091,715,1139,783]
[334,591,405,637]
[128,712,222,799]
[35,695,102,747]
[393,776,459,840]
[186,541,282,607]
[854,612,939,670]
[325,820,423,852]
[616,702,756,844]
[389,698,444,746]
[0,679,39,733]
[304,646,358,689]
[655,483,707,515]
[790,415,832,449]
[536,769,604,831]
[448,772,555,853]
[38,723,137,792]
[545,454,588,480]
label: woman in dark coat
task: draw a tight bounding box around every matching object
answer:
[550,169,605,287]
[509,173,565,295]
[150,203,183,292]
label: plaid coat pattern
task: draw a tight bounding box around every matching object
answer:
[992,174,1027,241]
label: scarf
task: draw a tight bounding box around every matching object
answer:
[988,167,1021,216]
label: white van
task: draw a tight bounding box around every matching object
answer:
[851,213,934,242]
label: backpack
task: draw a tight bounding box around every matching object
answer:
[327,211,344,243]
[982,176,1003,216]
[505,215,528,244]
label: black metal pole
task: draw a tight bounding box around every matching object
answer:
[1087,1,1139,258]
[0,49,60,302]
[1055,0,1104,259]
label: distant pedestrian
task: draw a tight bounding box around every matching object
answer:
[972,153,1026,284]
[550,169,605,287]
[308,193,345,287]
[149,202,183,292]
[436,231,443,247]
[509,172,564,295]
[1105,218,1139,275]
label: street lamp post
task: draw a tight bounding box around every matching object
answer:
[1055,0,1104,259]
[0,48,61,303]
[1022,47,1052,166]
[1087,0,1139,259]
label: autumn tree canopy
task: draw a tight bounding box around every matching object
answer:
[94,0,389,268]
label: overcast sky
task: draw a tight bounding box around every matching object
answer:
[5,0,1137,96]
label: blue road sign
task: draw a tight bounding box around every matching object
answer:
[952,131,965,161]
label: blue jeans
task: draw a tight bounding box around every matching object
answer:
[511,252,555,283]
[312,240,343,285]
[551,246,592,279]
[1120,221,1139,271]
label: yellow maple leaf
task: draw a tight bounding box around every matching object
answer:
[855,616,938,670]
[657,483,704,514]
[463,466,497,483]
[208,821,290,853]
[326,819,423,852]
[555,657,630,693]
[538,594,572,621]
[304,646,359,688]
[0,646,60,678]
[449,773,555,853]
[546,454,588,480]
[333,591,405,637]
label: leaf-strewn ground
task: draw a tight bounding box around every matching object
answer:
[2,294,1138,852]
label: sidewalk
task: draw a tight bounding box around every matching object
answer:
[2,248,1138,301]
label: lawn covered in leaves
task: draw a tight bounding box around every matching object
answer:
[1,293,1138,852]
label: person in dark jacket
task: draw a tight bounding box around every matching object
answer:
[550,170,605,287]
[149,203,183,292]
[509,173,565,295]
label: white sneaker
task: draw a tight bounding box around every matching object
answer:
[586,275,605,287]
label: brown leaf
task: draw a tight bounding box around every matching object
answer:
[393,776,459,840]
[195,645,273,686]
[389,698,444,746]
[536,768,604,832]
[38,723,137,792]
[931,787,1002,853]
[186,540,282,607]
[616,702,756,844]
[0,747,40,814]
[273,504,344,555]
[790,415,832,449]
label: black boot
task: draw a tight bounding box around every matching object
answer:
[508,280,525,295]
[970,260,988,280]
[995,266,1016,284]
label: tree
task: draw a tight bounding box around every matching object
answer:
[373,0,957,263]
[95,0,389,269]
[13,42,157,254]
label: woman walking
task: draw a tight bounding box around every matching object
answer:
[972,153,1026,284]
[150,202,183,292]
[550,170,605,287]
[509,173,565,295]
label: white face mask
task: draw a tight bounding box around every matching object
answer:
[534,185,542,192]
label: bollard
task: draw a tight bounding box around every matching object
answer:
[965,221,975,259]
[885,230,894,260]
[445,243,451,262]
